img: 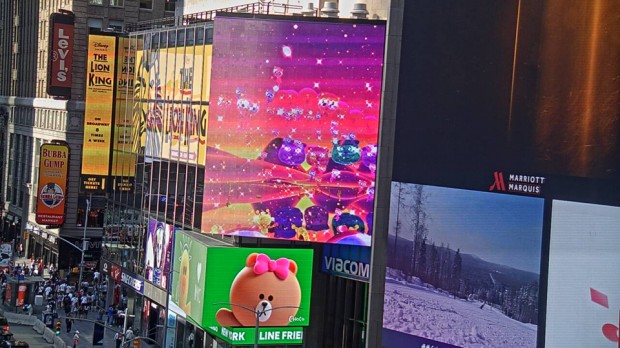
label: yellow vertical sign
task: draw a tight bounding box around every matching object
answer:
[111,37,136,192]
[81,34,117,191]
[36,143,69,225]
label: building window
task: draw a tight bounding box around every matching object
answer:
[88,18,103,30]
[164,1,175,12]
[110,0,124,7]
[140,0,153,10]
[108,20,124,32]
[88,0,104,5]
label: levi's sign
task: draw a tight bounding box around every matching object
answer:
[47,12,75,97]
[321,244,371,282]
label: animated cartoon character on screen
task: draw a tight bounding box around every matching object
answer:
[331,135,361,166]
[278,137,306,166]
[216,253,301,327]
[177,247,192,315]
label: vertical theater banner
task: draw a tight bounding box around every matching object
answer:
[47,11,74,98]
[36,143,69,225]
[111,36,137,193]
[81,34,117,192]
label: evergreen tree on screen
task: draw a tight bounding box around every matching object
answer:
[417,236,427,281]
[429,242,439,286]
[409,185,429,277]
[451,248,462,293]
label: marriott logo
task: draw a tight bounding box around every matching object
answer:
[489,171,545,195]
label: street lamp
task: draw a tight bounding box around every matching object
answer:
[213,302,301,348]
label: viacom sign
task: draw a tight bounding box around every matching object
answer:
[321,244,371,282]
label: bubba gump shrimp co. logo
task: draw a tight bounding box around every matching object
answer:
[40,183,65,208]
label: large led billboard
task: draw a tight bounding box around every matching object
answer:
[391,0,620,193]
[203,247,313,345]
[140,45,211,165]
[545,200,620,347]
[382,183,544,348]
[202,15,386,246]
[170,232,313,345]
[171,230,207,326]
[81,34,117,192]
[35,143,69,225]
[145,218,175,289]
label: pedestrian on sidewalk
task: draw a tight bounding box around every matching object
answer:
[65,316,73,333]
[72,330,79,348]
[107,305,114,325]
[124,326,135,344]
[114,332,123,348]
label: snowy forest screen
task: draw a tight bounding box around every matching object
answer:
[382,183,544,348]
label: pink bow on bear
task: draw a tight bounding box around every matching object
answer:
[253,254,290,280]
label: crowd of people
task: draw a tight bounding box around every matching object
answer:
[0,254,139,347]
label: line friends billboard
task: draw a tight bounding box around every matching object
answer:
[204,247,313,345]
[81,34,117,190]
[202,16,386,246]
[36,143,69,225]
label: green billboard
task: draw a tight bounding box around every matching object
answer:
[171,230,208,326]
[204,247,314,345]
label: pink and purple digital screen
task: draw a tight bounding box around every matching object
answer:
[201,16,386,246]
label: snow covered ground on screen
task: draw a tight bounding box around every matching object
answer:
[383,270,537,348]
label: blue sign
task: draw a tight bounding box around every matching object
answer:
[321,244,371,282]
[120,271,144,293]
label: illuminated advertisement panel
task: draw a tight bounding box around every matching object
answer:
[47,11,74,97]
[160,45,211,165]
[171,230,207,326]
[145,218,175,289]
[382,183,543,348]
[202,15,386,246]
[203,247,313,345]
[81,34,117,191]
[144,47,165,160]
[141,45,211,165]
[35,143,69,225]
[112,37,136,192]
[545,201,620,347]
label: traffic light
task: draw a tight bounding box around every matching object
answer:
[55,320,61,335]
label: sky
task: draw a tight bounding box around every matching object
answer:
[390,182,544,274]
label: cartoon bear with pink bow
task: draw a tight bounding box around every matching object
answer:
[215,253,301,327]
